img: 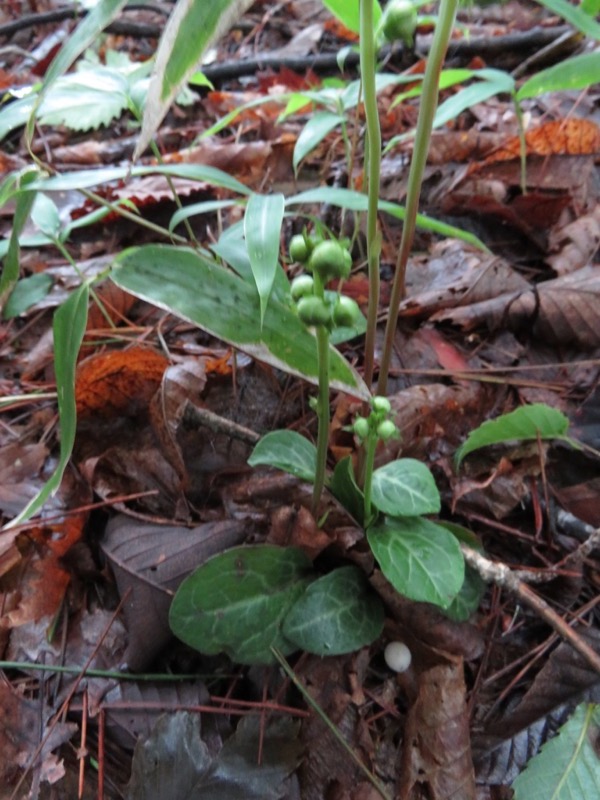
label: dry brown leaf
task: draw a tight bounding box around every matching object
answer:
[546,204,600,276]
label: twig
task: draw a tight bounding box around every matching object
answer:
[182,402,260,444]
[461,544,600,675]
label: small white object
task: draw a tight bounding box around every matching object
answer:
[384,641,412,673]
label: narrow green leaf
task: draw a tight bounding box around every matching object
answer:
[283,566,384,656]
[169,545,315,664]
[169,199,239,233]
[455,403,570,466]
[135,0,255,158]
[111,245,370,399]
[371,458,441,517]
[30,193,60,239]
[434,69,515,129]
[4,283,89,528]
[512,704,600,800]
[248,430,317,483]
[244,193,285,325]
[293,111,345,172]
[367,516,465,608]
[3,274,53,319]
[518,51,600,100]
[535,0,600,39]
[285,187,489,251]
[0,178,37,314]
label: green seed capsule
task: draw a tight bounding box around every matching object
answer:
[332,296,360,327]
[372,396,392,415]
[308,240,351,281]
[289,234,310,264]
[297,296,331,326]
[377,420,397,441]
[353,417,370,440]
[381,0,417,46]
[290,274,315,301]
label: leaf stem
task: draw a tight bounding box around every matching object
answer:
[377,0,459,396]
[362,429,377,525]
[360,0,381,390]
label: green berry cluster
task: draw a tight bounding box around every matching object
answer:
[353,396,398,443]
[289,234,360,330]
[379,0,417,47]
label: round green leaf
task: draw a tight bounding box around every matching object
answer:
[248,430,317,482]
[169,545,314,665]
[283,566,384,656]
[371,458,440,517]
[367,516,464,609]
[437,522,486,621]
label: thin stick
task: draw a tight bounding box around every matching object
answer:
[461,544,600,675]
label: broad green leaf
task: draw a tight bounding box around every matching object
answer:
[437,522,486,622]
[135,0,255,159]
[169,545,314,664]
[512,703,600,800]
[4,283,89,528]
[37,68,130,131]
[455,403,570,466]
[322,0,382,34]
[111,245,370,399]
[330,456,364,524]
[536,0,600,39]
[0,172,38,314]
[3,274,53,319]
[367,516,464,608]
[248,431,317,483]
[244,193,285,324]
[371,458,440,517]
[283,566,384,656]
[518,51,600,100]
[285,187,489,251]
[293,111,345,172]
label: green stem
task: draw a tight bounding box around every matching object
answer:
[362,429,377,525]
[360,0,382,391]
[312,273,330,515]
[377,0,458,396]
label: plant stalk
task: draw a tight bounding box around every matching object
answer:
[312,272,330,514]
[362,429,377,525]
[360,0,381,390]
[377,0,459,396]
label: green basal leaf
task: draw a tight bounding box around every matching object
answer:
[367,516,465,609]
[517,51,600,100]
[0,171,38,314]
[434,69,515,129]
[111,245,370,399]
[330,456,364,524]
[30,193,60,239]
[512,703,600,800]
[4,283,89,528]
[244,193,285,325]
[248,431,317,483]
[169,199,239,233]
[371,458,440,517]
[455,403,570,466]
[169,545,314,665]
[437,522,486,622]
[282,566,384,656]
[3,274,53,319]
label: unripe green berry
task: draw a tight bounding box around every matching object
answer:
[290,274,315,301]
[381,0,417,46]
[377,420,397,441]
[372,396,392,415]
[332,295,360,327]
[289,234,310,263]
[353,417,370,440]
[296,296,331,326]
[308,240,351,282]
